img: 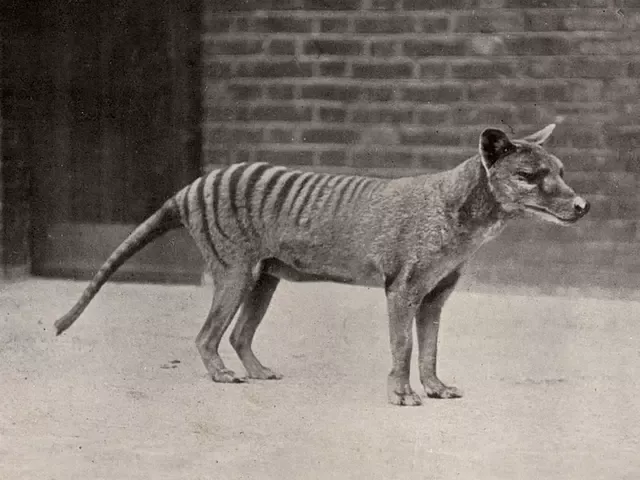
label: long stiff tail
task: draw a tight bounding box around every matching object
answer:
[54,198,184,336]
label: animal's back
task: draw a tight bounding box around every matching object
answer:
[175,162,393,278]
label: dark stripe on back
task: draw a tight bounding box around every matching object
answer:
[330,176,352,215]
[288,173,316,216]
[272,172,302,218]
[211,170,231,241]
[197,176,227,267]
[351,178,372,203]
[182,183,191,223]
[243,163,272,238]
[259,169,287,219]
[228,164,251,238]
[293,174,324,224]
[343,176,367,207]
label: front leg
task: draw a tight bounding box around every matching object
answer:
[416,270,463,399]
[385,284,422,407]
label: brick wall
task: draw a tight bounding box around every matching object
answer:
[202,0,640,293]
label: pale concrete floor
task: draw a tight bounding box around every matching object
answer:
[1,279,639,479]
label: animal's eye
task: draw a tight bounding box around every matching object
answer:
[516,171,539,182]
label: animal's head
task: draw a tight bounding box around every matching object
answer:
[479,124,590,225]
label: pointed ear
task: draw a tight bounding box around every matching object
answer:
[479,128,515,170]
[519,123,556,145]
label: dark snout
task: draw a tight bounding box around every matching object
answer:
[573,196,590,218]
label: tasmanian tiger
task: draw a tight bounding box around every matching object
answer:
[54,124,590,406]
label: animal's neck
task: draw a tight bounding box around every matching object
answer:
[449,155,507,232]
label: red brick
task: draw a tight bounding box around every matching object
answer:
[352,62,414,79]
[268,39,297,56]
[301,84,360,102]
[565,172,638,197]
[416,105,451,125]
[502,82,539,102]
[205,61,232,79]
[400,127,460,146]
[203,16,233,33]
[453,104,518,125]
[539,82,570,102]
[403,0,478,8]
[206,126,263,145]
[265,128,297,143]
[404,38,467,57]
[304,0,362,9]
[524,57,566,78]
[564,10,628,31]
[256,148,314,165]
[504,35,571,56]
[364,86,395,102]
[318,61,349,77]
[467,82,501,102]
[627,60,640,77]
[566,57,627,79]
[603,79,640,103]
[418,60,448,78]
[417,150,473,170]
[303,128,360,144]
[516,105,547,125]
[236,60,313,78]
[562,126,604,149]
[250,16,312,33]
[355,16,417,33]
[577,37,640,55]
[371,40,397,57]
[206,105,250,122]
[265,84,297,100]
[524,11,565,31]
[506,0,607,6]
[402,83,464,103]
[568,80,603,102]
[206,39,263,56]
[237,149,255,164]
[455,11,524,33]
[351,107,413,124]
[304,39,363,56]
[317,149,348,166]
[318,106,347,122]
[352,149,414,169]
[227,83,262,101]
[320,18,350,33]
[252,104,313,122]
[370,0,401,9]
[212,0,302,10]
[451,59,517,79]
[419,16,450,33]
[590,195,639,220]
[605,125,640,150]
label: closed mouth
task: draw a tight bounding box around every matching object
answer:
[524,204,578,224]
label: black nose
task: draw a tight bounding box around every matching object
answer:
[573,197,590,216]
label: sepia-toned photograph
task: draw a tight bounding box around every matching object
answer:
[1,0,639,478]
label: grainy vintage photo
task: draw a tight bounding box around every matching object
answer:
[1,0,639,479]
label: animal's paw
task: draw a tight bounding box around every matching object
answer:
[211,368,246,384]
[247,366,283,380]
[425,384,463,399]
[387,381,423,406]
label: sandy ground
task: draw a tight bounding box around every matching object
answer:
[1,278,639,480]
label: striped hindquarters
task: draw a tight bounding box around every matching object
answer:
[174,162,385,266]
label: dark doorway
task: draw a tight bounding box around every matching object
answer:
[24,0,203,283]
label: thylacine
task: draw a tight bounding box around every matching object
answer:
[54,124,590,406]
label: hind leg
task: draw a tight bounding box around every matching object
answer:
[230,273,282,380]
[196,269,253,383]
